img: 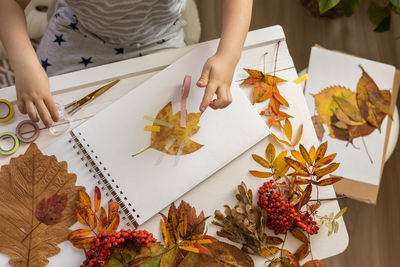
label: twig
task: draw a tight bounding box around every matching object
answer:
[309,194,347,202]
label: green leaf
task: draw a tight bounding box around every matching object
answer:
[368,2,392,32]
[318,0,341,14]
[334,207,348,219]
[341,0,363,16]
[327,221,334,236]
[390,0,400,8]
[334,220,340,233]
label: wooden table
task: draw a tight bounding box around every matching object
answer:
[0,26,348,266]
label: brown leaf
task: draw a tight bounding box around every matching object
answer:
[284,157,310,177]
[314,163,340,178]
[313,176,342,186]
[252,154,271,168]
[265,236,284,245]
[108,201,119,223]
[36,193,68,225]
[299,144,312,166]
[177,201,206,236]
[294,178,311,185]
[259,247,281,257]
[290,228,309,243]
[298,184,312,209]
[311,116,325,142]
[301,259,327,267]
[284,119,293,141]
[97,206,108,234]
[249,170,273,178]
[266,143,276,163]
[179,202,188,238]
[315,141,328,162]
[94,186,101,213]
[0,144,82,266]
[294,242,310,261]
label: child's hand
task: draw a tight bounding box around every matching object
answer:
[197,52,237,111]
[14,61,59,127]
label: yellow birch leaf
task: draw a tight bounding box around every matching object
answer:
[266,143,276,163]
[284,119,293,141]
[252,154,271,168]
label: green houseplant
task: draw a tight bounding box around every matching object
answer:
[300,0,400,32]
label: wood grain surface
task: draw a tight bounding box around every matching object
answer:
[196,0,400,266]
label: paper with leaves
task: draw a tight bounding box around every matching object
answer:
[305,47,396,185]
[0,143,82,267]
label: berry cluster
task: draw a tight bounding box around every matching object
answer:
[257,180,318,235]
[81,229,156,267]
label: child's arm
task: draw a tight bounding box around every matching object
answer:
[197,0,252,111]
[0,0,59,127]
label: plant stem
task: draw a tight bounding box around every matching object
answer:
[132,146,150,157]
[309,194,346,202]
[361,137,373,164]
[21,222,42,243]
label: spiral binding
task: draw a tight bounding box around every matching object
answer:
[69,131,139,229]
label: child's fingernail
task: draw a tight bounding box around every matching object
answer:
[197,80,204,85]
[200,106,206,112]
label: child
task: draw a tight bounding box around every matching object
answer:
[0,0,253,127]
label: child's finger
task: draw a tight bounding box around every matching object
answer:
[200,82,218,112]
[17,98,27,114]
[35,100,52,127]
[44,96,60,122]
[210,87,230,109]
[25,101,38,123]
[197,63,211,87]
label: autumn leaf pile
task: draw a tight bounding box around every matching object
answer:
[312,65,392,143]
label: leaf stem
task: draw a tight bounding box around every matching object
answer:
[309,194,347,202]
[131,146,151,157]
[21,222,42,243]
[361,137,373,164]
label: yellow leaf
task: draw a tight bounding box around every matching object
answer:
[270,133,292,147]
[294,242,310,261]
[160,219,171,247]
[78,190,92,209]
[97,207,107,234]
[314,163,340,178]
[314,176,342,186]
[290,228,309,243]
[69,236,96,249]
[309,146,316,163]
[333,95,363,122]
[314,153,337,168]
[299,144,312,166]
[274,163,290,180]
[259,247,280,257]
[315,141,328,162]
[294,178,311,185]
[252,154,271,168]
[249,170,273,178]
[291,150,306,164]
[284,119,292,141]
[104,213,119,234]
[266,143,276,163]
[168,203,179,242]
[241,68,264,85]
[284,157,310,177]
[292,124,303,146]
[298,184,312,209]
[272,150,287,169]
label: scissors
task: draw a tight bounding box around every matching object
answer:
[64,79,120,115]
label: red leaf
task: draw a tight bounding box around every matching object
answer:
[94,186,101,213]
[193,242,213,256]
[36,193,68,225]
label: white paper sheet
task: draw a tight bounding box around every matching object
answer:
[305,47,396,185]
[52,44,270,225]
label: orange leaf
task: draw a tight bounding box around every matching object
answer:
[266,143,276,163]
[68,229,91,240]
[94,186,101,213]
[297,184,312,209]
[249,170,273,178]
[87,207,97,229]
[284,119,292,141]
[314,153,337,168]
[315,141,328,162]
[265,236,283,245]
[269,98,281,114]
[242,68,264,85]
[294,178,311,185]
[284,157,310,177]
[78,190,92,209]
[97,207,107,234]
[75,207,90,227]
[252,154,271,168]
[69,236,95,249]
[294,242,310,261]
[313,176,342,186]
[108,201,119,223]
[253,83,273,104]
[299,144,312,166]
[290,228,309,243]
[104,213,119,234]
[273,88,289,107]
[301,259,327,267]
[314,163,340,178]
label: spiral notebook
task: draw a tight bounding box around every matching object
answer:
[44,43,269,227]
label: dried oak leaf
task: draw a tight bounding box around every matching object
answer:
[0,143,82,267]
[133,102,203,156]
[356,66,392,129]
